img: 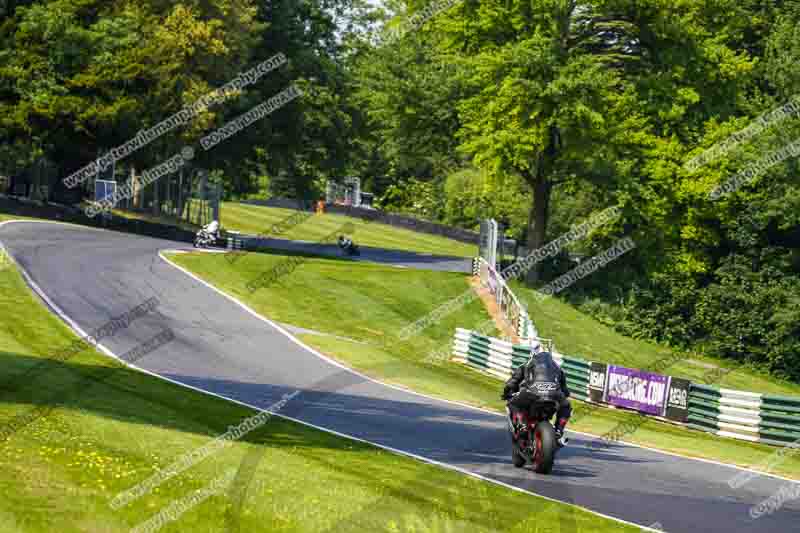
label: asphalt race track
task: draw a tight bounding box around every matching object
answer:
[2,221,799,533]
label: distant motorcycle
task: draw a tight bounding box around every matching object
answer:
[337,236,360,256]
[194,221,220,249]
[506,383,567,474]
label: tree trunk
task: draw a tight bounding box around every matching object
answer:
[524,124,561,285]
[524,170,552,285]
[177,167,184,219]
[131,167,139,208]
[152,169,160,217]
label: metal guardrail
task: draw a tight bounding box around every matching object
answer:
[472,257,537,343]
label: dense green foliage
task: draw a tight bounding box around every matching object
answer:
[360,0,800,381]
[1,1,798,379]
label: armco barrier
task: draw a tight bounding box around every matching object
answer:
[451,328,800,447]
[688,384,800,447]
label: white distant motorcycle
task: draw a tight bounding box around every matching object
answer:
[194,220,220,249]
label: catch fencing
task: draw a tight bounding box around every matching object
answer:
[450,328,800,447]
[239,199,481,244]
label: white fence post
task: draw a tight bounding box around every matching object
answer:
[479,219,499,268]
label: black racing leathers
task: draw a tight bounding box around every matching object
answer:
[503,351,570,399]
[503,352,572,432]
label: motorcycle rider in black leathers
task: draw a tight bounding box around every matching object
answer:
[502,349,572,446]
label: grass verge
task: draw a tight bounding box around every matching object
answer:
[168,250,800,480]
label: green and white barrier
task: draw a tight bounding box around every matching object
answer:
[452,329,589,400]
[452,329,800,447]
[226,231,245,251]
[453,328,522,380]
[688,385,800,447]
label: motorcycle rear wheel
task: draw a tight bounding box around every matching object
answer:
[532,421,557,474]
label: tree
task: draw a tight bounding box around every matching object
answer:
[435,0,761,283]
[0,0,260,202]
[429,1,644,280]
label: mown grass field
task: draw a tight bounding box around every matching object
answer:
[0,221,631,532]
[219,201,477,258]
[170,249,800,480]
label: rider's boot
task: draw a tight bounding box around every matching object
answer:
[555,418,569,447]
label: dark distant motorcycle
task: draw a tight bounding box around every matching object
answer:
[506,383,566,474]
[337,235,360,256]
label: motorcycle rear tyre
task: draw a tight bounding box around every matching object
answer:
[532,421,557,474]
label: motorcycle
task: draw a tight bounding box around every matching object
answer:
[337,237,360,257]
[506,384,567,474]
[194,228,217,249]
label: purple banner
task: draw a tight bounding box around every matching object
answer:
[605,365,669,415]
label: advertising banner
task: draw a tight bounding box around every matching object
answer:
[588,362,608,403]
[606,365,669,415]
[665,377,691,422]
